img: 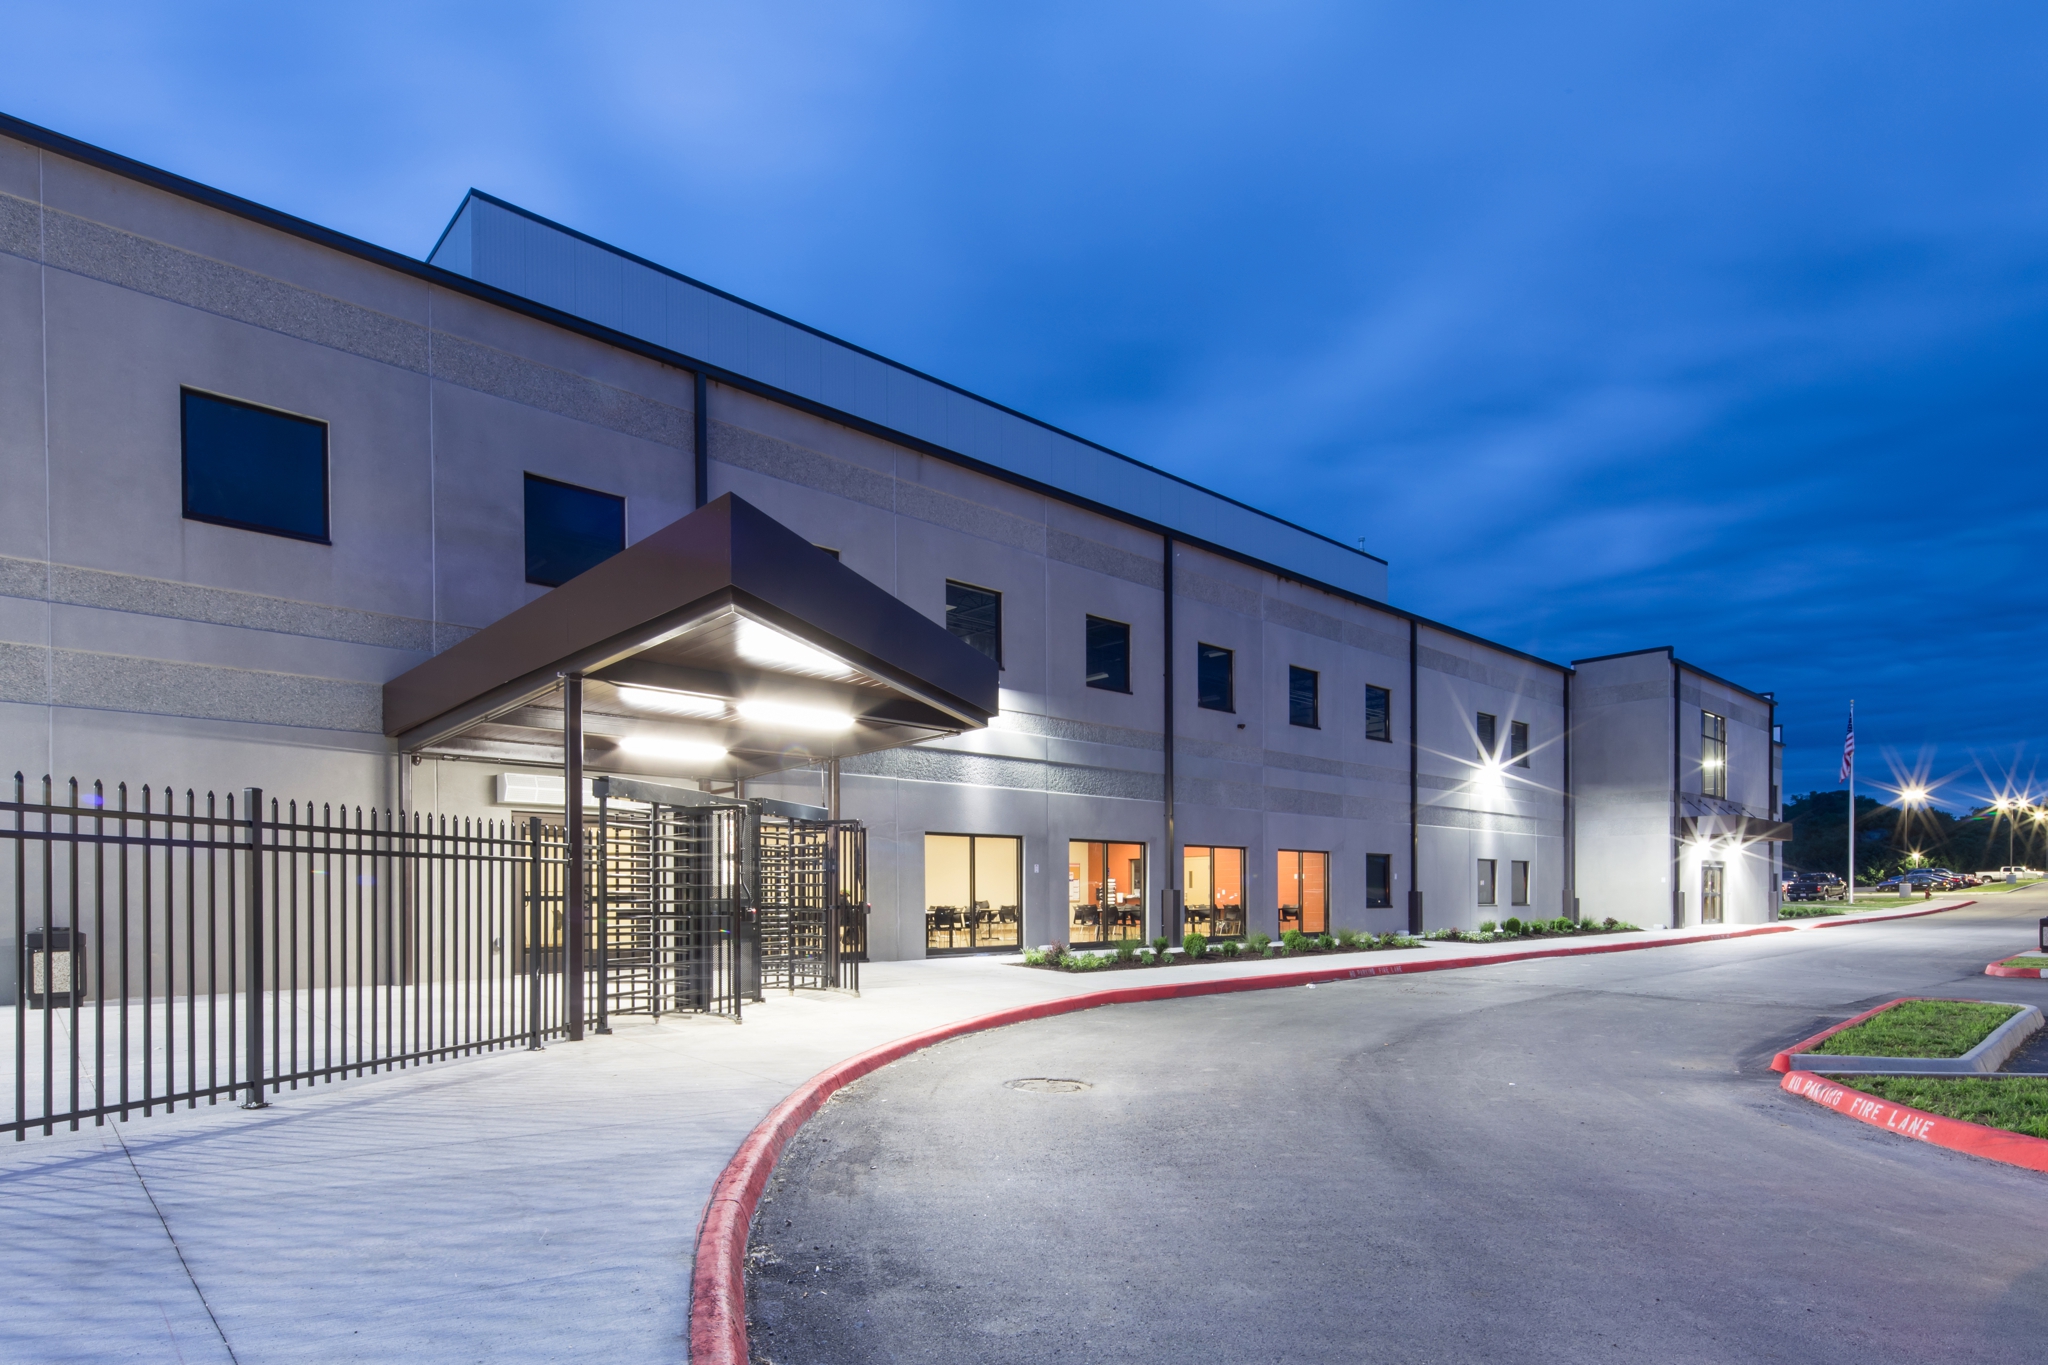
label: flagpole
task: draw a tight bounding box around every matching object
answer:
[1845,700,1855,905]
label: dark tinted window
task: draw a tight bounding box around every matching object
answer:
[181,389,328,543]
[1366,685,1392,742]
[1476,712,1498,760]
[1477,858,1497,906]
[1511,859,1530,906]
[1197,643,1233,712]
[1288,666,1319,728]
[525,474,624,587]
[946,581,1002,665]
[1366,853,1392,909]
[1085,616,1130,692]
[1510,720,1530,767]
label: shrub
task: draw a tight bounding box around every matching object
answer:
[1153,935,1171,957]
[1550,917,1573,934]
[1315,934,1335,951]
[1333,928,1367,949]
[1281,930,1311,954]
[1114,938,1141,964]
[1478,920,1497,934]
[1044,944,1066,963]
[1022,948,1046,966]
[1502,917,1524,935]
[1601,917,1618,929]
[1184,932,1209,960]
[1063,950,1108,971]
[1247,933,1272,956]
[1220,939,1243,958]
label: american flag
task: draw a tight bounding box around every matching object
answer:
[1839,704,1855,783]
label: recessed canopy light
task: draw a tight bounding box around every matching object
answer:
[735,619,849,677]
[617,736,728,763]
[736,699,856,733]
[616,686,728,718]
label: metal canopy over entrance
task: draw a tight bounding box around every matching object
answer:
[380,494,997,1033]
[383,493,999,779]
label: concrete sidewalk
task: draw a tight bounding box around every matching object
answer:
[1,903,1971,1364]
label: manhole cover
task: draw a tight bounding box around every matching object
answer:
[1005,1077,1092,1093]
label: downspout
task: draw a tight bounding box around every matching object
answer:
[694,371,710,508]
[1408,618,1421,934]
[1671,656,1682,929]
[1162,533,1178,945]
[1563,668,1575,920]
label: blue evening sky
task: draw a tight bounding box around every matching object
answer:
[5,2,2044,806]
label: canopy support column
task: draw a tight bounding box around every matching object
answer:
[563,673,586,1040]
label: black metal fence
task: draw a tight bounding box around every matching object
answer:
[7,774,867,1140]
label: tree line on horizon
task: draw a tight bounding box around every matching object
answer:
[1781,790,2042,882]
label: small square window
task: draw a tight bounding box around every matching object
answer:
[1366,853,1392,909]
[181,389,329,543]
[1086,616,1130,692]
[1477,858,1498,907]
[525,473,625,587]
[1289,666,1319,729]
[946,581,1002,665]
[1197,643,1234,712]
[1511,860,1530,907]
[1366,685,1392,742]
[1476,712,1498,761]
[1510,720,1530,768]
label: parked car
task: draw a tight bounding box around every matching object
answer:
[1785,872,1847,902]
[1877,870,1952,891]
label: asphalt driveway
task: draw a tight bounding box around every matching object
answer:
[748,893,2048,1364]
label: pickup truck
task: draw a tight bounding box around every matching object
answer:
[1784,872,1847,902]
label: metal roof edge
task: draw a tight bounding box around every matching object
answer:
[450,189,1388,568]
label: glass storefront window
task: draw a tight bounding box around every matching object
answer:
[1277,850,1329,935]
[1069,840,1146,944]
[925,834,1023,953]
[1183,846,1245,938]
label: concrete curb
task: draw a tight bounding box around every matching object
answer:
[1987,957,2047,979]
[687,897,1972,1365]
[1784,1003,2044,1075]
[1781,1070,2048,1174]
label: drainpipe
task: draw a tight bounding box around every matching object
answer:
[1563,668,1575,920]
[1162,533,1178,945]
[1408,619,1421,934]
[563,672,586,1040]
[694,372,710,508]
[1670,656,1682,929]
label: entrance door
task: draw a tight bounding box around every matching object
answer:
[1701,862,1725,924]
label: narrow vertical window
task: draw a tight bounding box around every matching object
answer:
[1510,860,1530,907]
[1085,616,1131,692]
[525,473,625,587]
[1182,845,1245,938]
[1197,643,1234,712]
[1476,712,1498,761]
[1365,685,1392,742]
[181,389,329,543]
[1510,720,1530,768]
[1701,711,1727,799]
[945,581,1002,665]
[1365,853,1392,909]
[1277,850,1329,934]
[1477,858,1498,907]
[1289,666,1320,729]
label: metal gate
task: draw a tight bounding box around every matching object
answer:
[590,779,865,1027]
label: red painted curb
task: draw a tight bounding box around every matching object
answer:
[1781,1070,2048,1173]
[1769,998,1926,1074]
[1987,958,2047,979]
[688,900,1970,1364]
[1808,897,1971,928]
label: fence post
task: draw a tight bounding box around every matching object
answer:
[527,816,544,1051]
[594,784,610,1035]
[242,788,267,1109]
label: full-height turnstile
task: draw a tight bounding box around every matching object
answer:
[590,776,866,1025]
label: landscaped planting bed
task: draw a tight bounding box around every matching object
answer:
[1812,999,2022,1059]
[1998,955,2048,971]
[1021,917,1640,973]
[1842,1075,2048,1140]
